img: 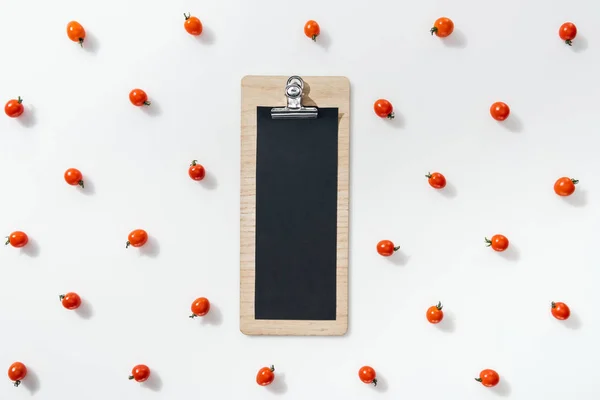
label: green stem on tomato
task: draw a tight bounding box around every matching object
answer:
[430,27,438,35]
[184,12,191,20]
[475,378,482,382]
[78,180,84,188]
[436,301,443,310]
[17,96,23,104]
[565,39,572,46]
[571,178,579,184]
[126,241,131,249]
[393,246,400,251]
[484,237,492,247]
[79,38,84,47]
[128,375,134,380]
[387,112,395,119]
[59,294,65,301]
[144,101,151,106]
[270,365,275,372]
[312,34,318,42]
[5,236,9,246]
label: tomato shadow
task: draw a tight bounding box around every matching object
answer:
[23,368,40,395]
[21,238,40,258]
[139,237,160,258]
[142,370,163,392]
[200,171,218,190]
[436,311,455,333]
[438,181,457,198]
[499,113,523,133]
[491,378,511,397]
[83,31,100,54]
[389,112,404,129]
[141,101,161,117]
[194,26,216,45]
[562,312,582,330]
[442,29,467,48]
[315,30,331,50]
[80,176,96,195]
[266,372,287,395]
[562,189,587,207]
[499,244,519,262]
[374,373,388,392]
[200,303,223,326]
[18,104,37,128]
[75,300,94,319]
[571,34,588,53]
[388,251,410,266]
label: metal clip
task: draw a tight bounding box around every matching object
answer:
[270,76,318,119]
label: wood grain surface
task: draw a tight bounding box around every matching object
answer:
[240,75,350,336]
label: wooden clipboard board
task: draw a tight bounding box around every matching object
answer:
[240,75,350,336]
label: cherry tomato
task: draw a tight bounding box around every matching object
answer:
[551,301,570,320]
[184,13,203,36]
[490,102,510,121]
[129,89,150,107]
[60,292,81,310]
[485,234,509,252]
[7,362,27,387]
[256,365,275,386]
[5,97,24,118]
[426,172,446,189]
[431,17,454,37]
[373,99,394,119]
[189,160,206,181]
[426,302,444,324]
[554,177,578,196]
[129,364,150,382]
[190,297,210,318]
[559,22,577,46]
[5,231,28,248]
[475,369,499,387]
[64,168,84,188]
[377,240,399,257]
[66,21,86,47]
[304,20,320,41]
[358,366,377,386]
[126,229,148,248]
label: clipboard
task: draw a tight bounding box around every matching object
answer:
[240,75,350,336]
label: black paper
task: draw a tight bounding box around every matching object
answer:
[254,106,339,321]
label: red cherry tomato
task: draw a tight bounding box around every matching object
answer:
[129,364,150,382]
[559,22,577,46]
[184,13,203,36]
[256,365,275,386]
[60,292,81,310]
[358,366,377,386]
[5,231,28,248]
[189,160,206,181]
[126,229,148,248]
[554,177,578,196]
[431,17,454,37]
[129,89,150,107]
[7,362,27,387]
[426,172,446,189]
[476,369,499,387]
[377,240,399,257]
[190,297,210,318]
[64,168,84,188]
[551,301,570,320]
[304,20,320,41]
[373,99,394,119]
[490,102,510,121]
[67,21,86,47]
[485,234,509,252]
[5,97,24,118]
[426,302,444,323]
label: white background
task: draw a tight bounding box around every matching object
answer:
[0,0,598,398]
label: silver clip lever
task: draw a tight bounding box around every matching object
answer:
[271,76,318,119]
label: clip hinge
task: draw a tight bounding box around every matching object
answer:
[271,76,318,119]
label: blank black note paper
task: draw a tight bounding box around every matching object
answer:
[254,106,339,321]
